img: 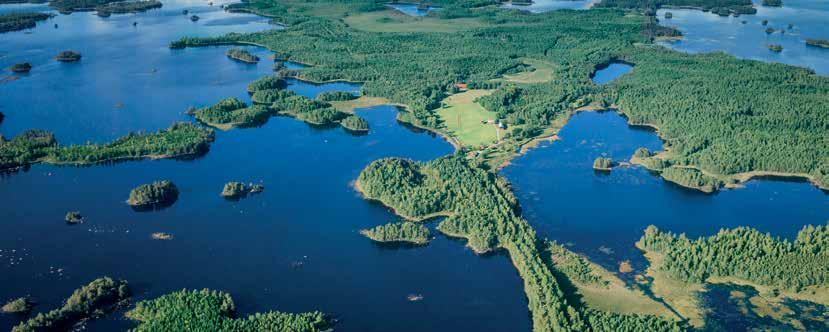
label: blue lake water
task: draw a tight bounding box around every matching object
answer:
[0,2,531,331]
[500,0,597,13]
[657,0,829,75]
[501,111,829,274]
[386,3,440,17]
[590,62,633,85]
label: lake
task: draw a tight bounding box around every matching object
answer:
[501,110,828,276]
[590,61,634,85]
[657,0,829,75]
[501,0,597,13]
[386,3,440,17]
[0,2,531,331]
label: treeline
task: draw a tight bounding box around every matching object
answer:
[595,0,756,15]
[0,12,52,33]
[0,123,214,170]
[659,167,722,193]
[357,156,685,331]
[638,224,829,291]
[96,0,161,15]
[545,241,610,288]
[610,48,829,189]
[360,221,431,245]
[126,289,329,331]
[13,277,130,332]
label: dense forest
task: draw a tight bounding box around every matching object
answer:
[0,123,214,170]
[360,221,431,244]
[173,0,829,190]
[96,0,161,16]
[12,277,130,332]
[126,289,329,331]
[358,155,685,331]
[0,12,52,33]
[638,224,829,291]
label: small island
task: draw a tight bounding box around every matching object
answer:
[341,115,369,132]
[360,222,431,245]
[221,181,264,199]
[765,27,775,34]
[55,50,82,62]
[592,157,613,171]
[226,48,259,64]
[151,232,173,240]
[193,97,271,130]
[664,12,672,19]
[0,12,53,34]
[805,38,829,49]
[2,297,33,314]
[65,211,84,224]
[127,180,179,210]
[761,0,782,6]
[9,62,31,73]
[767,44,783,52]
[190,14,200,22]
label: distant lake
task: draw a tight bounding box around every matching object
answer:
[386,3,440,17]
[590,61,634,85]
[0,2,531,331]
[657,0,829,75]
[501,0,598,13]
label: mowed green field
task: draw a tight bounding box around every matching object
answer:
[437,89,499,147]
[343,10,488,33]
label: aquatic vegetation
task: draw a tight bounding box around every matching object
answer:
[0,123,214,171]
[194,97,271,129]
[247,75,286,93]
[96,0,162,16]
[12,277,129,332]
[55,50,82,62]
[9,62,31,73]
[0,12,52,33]
[805,39,829,49]
[357,156,685,331]
[341,115,369,132]
[2,297,33,314]
[317,91,358,102]
[592,157,613,171]
[126,289,329,331]
[638,224,829,291]
[127,180,179,209]
[360,222,431,245]
[64,211,84,224]
[226,47,259,64]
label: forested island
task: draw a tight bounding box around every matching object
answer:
[221,181,264,199]
[0,122,214,171]
[805,39,829,49]
[55,51,81,62]
[226,47,260,64]
[0,12,52,33]
[128,180,179,210]
[64,211,83,224]
[595,0,757,16]
[2,297,33,314]
[360,221,431,245]
[193,97,271,130]
[126,289,330,331]
[9,62,31,73]
[12,277,129,332]
[592,157,613,171]
[96,0,162,16]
